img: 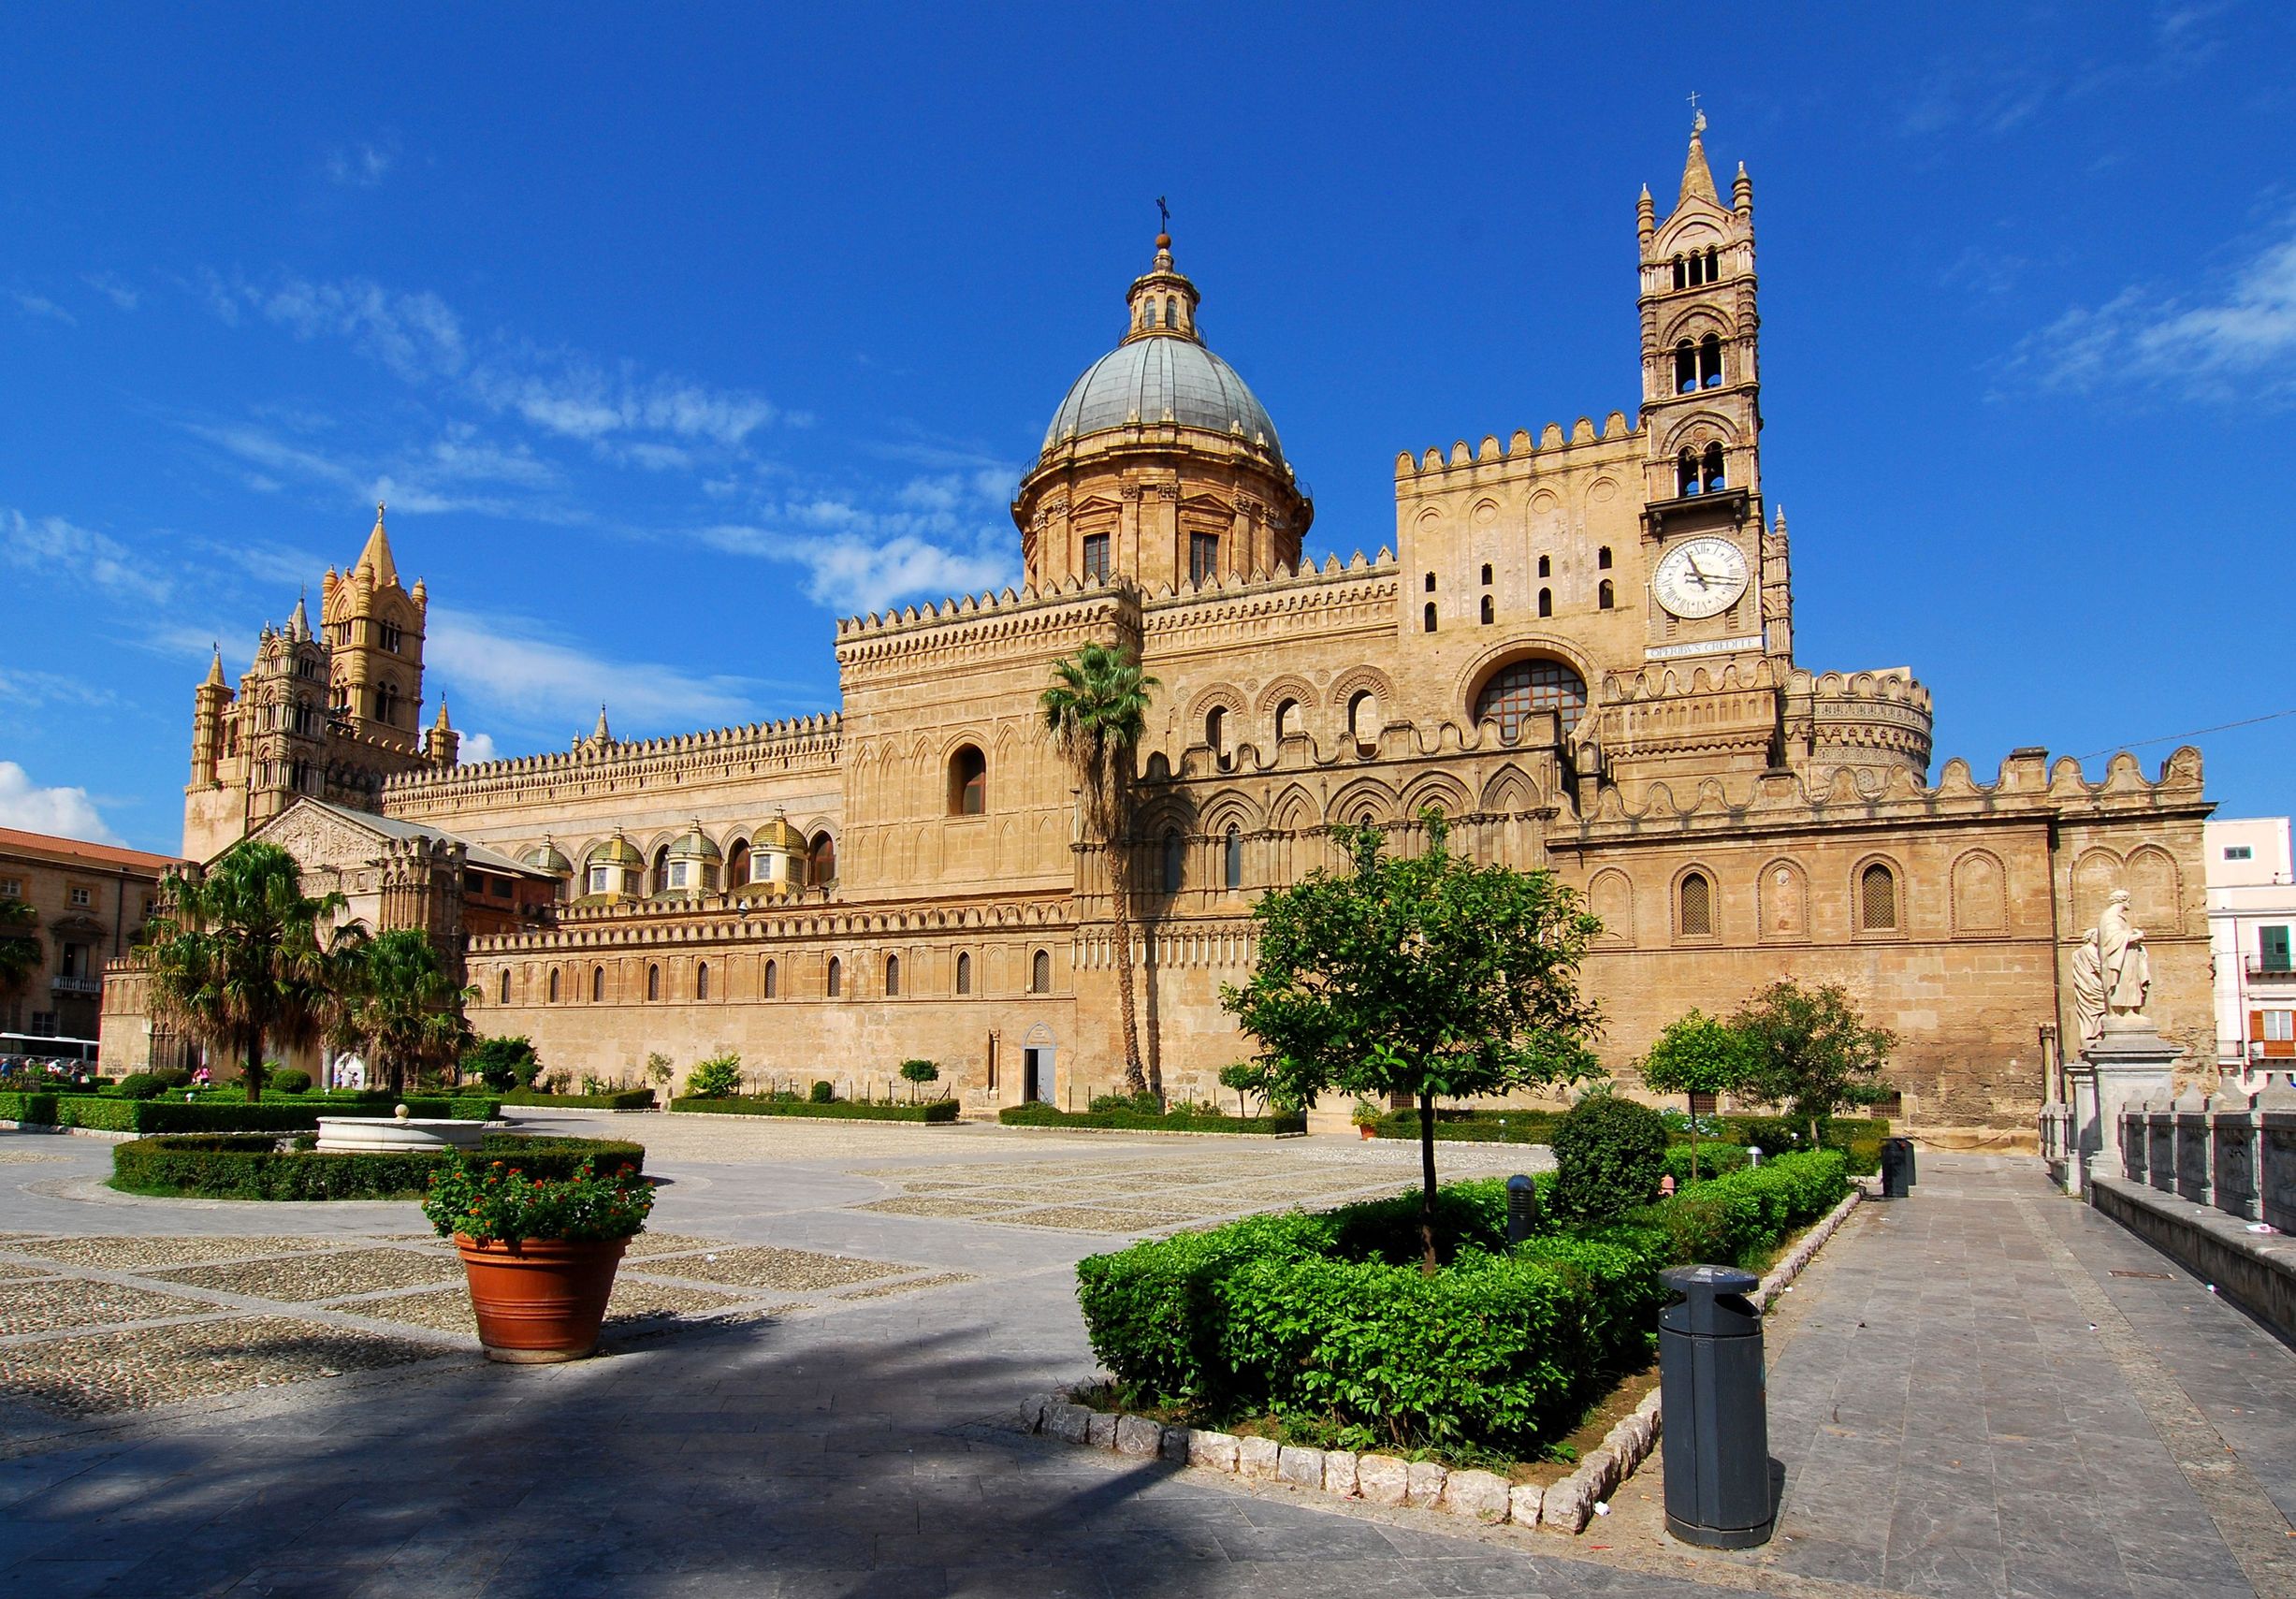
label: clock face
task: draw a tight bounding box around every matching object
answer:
[1651,536,1750,619]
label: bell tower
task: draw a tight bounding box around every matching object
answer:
[322,504,428,752]
[1635,112,1785,667]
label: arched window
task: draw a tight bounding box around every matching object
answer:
[1224,825,1243,890]
[1031,948,1052,993]
[1348,690,1380,751]
[590,966,604,1002]
[647,964,661,1001]
[1474,659,1589,740]
[1423,602,1437,632]
[885,955,900,997]
[1859,863,1900,932]
[651,845,671,895]
[763,959,778,998]
[1672,254,1686,290]
[1161,829,1184,894]
[950,745,987,815]
[808,832,836,886]
[1702,443,1727,492]
[727,839,750,887]
[1678,871,1714,938]
[1537,554,1551,577]
[1698,334,1722,388]
[1678,448,1701,497]
[1706,245,1720,280]
[1204,706,1226,756]
[826,956,842,997]
[498,970,510,1004]
[1537,588,1553,618]
[696,962,709,1000]
[1480,595,1495,625]
[1424,571,1435,591]
[1275,698,1301,740]
[955,952,972,995]
[1675,340,1697,394]
[1480,563,1492,585]
[1598,546,1613,570]
[1597,579,1615,610]
[548,968,560,1002]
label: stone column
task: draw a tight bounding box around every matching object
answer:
[2071,1016,2183,1197]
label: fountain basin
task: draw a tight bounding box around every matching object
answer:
[315,1117,486,1154]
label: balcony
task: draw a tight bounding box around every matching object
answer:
[2245,958,2296,981]
[51,975,102,996]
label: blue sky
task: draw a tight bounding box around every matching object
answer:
[3,4,2293,854]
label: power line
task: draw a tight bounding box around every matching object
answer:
[2072,707,2296,763]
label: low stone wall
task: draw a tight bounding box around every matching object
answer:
[2119,1085,2296,1232]
[2090,1174,2296,1343]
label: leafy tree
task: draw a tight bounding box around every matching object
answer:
[688,1052,742,1098]
[1223,812,1603,1272]
[1217,1061,1262,1117]
[0,897,40,1020]
[144,842,357,1102]
[1041,641,1159,1096]
[1638,1009,1757,1180]
[332,928,475,1097]
[644,1051,675,1096]
[1730,980,1896,1145]
[898,1058,940,1100]
[465,1035,543,1092]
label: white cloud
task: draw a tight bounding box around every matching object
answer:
[696,516,1015,613]
[7,289,75,326]
[0,763,123,845]
[245,276,466,383]
[0,669,114,710]
[327,142,395,188]
[0,507,169,603]
[425,606,766,732]
[81,272,139,311]
[469,357,777,447]
[455,731,499,764]
[2011,217,2296,400]
[182,420,570,520]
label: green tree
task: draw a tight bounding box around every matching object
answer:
[688,1052,742,1098]
[0,897,40,1022]
[898,1058,940,1100]
[464,1035,543,1092]
[144,842,356,1102]
[1217,1061,1261,1117]
[1041,640,1159,1096]
[1731,980,1896,1145]
[333,928,475,1097]
[1638,1009,1757,1181]
[1223,812,1603,1272]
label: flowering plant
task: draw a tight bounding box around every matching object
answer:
[422,1156,653,1244]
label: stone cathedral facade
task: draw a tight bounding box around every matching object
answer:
[118,121,2213,1140]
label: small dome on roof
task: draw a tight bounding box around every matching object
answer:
[753,810,806,852]
[520,838,573,876]
[666,821,721,861]
[590,833,644,867]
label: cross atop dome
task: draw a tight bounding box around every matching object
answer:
[1122,220,1202,345]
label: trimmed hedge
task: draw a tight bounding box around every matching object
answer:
[495,1088,657,1111]
[14,1096,497,1134]
[1000,1103,1307,1135]
[1075,1151,1848,1456]
[1717,1115,1888,1177]
[670,1096,961,1123]
[1367,1108,1561,1143]
[0,1092,59,1124]
[111,1133,647,1201]
[1663,1141,1752,1184]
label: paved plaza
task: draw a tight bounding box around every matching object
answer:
[0,1114,2290,1597]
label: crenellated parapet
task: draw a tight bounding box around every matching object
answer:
[1394,414,1639,484]
[465,884,1070,957]
[382,713,843,814]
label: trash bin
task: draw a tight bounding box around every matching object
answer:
[1505,1173,1539,1249]
[1657,1264,1773,1548]
[1879,1137,1914,1199]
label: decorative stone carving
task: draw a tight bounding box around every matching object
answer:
[2098,889,2151,1018]
[2071,930,2106,1054]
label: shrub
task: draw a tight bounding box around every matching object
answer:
[684,1053,742,1099]
[1620,1150,1849,1271]
[669,1096,960,1123]
[999,1103,1306,1135]
[422,1153,652,1243]
[111,1133,646,1200]
[115,1073,167,1101]
[153,1067,194,1088]
[898,1059,940,1097]
[1720,1115,1888,1177]
[1091,1090,1164,1115]
[808,1079,835,1104]
[1549,1094,1670,1222]
[270,1068,312,1095]
[495,1087,655,1111]
[0,1092,58,1125]
[1663,1142,1751,1185]
[50,1095,491,1135]
[1367,1108,1561,1143]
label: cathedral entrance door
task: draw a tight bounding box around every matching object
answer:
[1023,1046,1056,1104]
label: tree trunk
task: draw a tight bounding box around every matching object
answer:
[1808,1112,1822,1150]
[1108,843,1148,1097]
[242,1039,264,1104]
[1688,1096,1701,1183]
[1417,1088,1439,1276]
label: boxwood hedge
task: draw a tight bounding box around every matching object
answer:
[21,1096,499,1134]
[669,1096,960,1123]
[999,1103,1306,1135]
[111,1133,647,1200]
[1075,1150,1847,1456]
[495,1088,657,1111]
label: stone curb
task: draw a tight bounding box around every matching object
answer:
[984,1124,1311,1140]
[0,1121,138,1142]
[1014,1185,1865,1536]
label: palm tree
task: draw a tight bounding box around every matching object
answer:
[332,928,476,1097]
[0,897,40,1029]
[1042,641,1159,1096]
[144,842,356,1102]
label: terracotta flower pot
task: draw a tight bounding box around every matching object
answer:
[1358,1123,1377,1140]
[455,1234,627,1362]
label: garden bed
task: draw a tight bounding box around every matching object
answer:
[1365,1109,1889,1174]
[494,1088,658,1111]
[1000,1104,1307,1136]
[669,1097,960,1123]
[4,1095,498,1134]
[110,1132,647,1200]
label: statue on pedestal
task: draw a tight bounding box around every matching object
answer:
[2070,929,2106,1054]
[2097,889,2151,1019]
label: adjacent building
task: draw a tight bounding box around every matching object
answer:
[0,827,182,1044]
[2203,816,2296,1086]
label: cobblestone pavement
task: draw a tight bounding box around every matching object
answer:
[0,1124,2289,1597]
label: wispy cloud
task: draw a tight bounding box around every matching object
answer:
[326,141,396,188]
[425,605,772,733]
[243,276,467,383]
[1,507,169,603]
[1898,63,2054,138]
[81,272,140,312]
[181,419,572,520]
[0,762,123,845]
[7,289,76,326]
[2008,214,2296,401]
[0,668,116,710]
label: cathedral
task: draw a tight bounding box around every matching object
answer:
[110,119,2213,1141]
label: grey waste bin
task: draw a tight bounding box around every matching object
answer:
[1658,1263,1773,1548]
[1505,1173,1539,1248]
[1879,1136,1914,1199]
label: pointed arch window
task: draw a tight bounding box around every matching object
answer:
[1698,334,1723,388]
[1537,588,1553,618]
[498,970,510,1004]
[1348,690,1380,752]
[1678,871,1714,938]
[1224,825,1243,891]
[590,966,604,1002]
[808,832,836,886]
[1678,448,1701,497]
[1859,863,1900,932]
[696,962,709,1000]
[1161,829,1184,894]
[763,959,778,998]
[1597,579,1615,610]
[548,968,560,1003]
[885,955,900,997]
[955,951,972,995]
[1702,443,1727,492]
[826,956,842,997]
[1675,340,1697,393]
[1031,949,1052,994]
[1423,602,1438,632]
[1480,594,1495,625]
[647,964,661,1001]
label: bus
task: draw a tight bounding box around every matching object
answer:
[0,1033,102,1075]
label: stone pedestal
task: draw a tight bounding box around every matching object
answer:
[2066,1017,2182,1198]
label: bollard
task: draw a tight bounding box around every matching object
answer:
[1879,1137,1913,1199]
[1658,1264,1773,1548]
[1505,1174,1539,1249]
[1746,1145,1761,1169]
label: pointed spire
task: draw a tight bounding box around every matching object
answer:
[1733,159,1752,215]
[1678,109,1718,207]
[592,704,612,746]
[432,695,453,733]
[204,646,226,688]
[287,589,311,641]
[354,502,400,588]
